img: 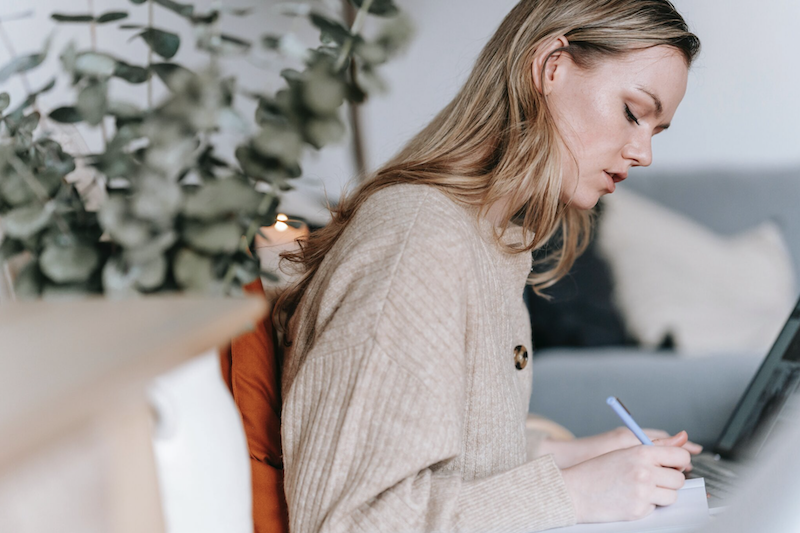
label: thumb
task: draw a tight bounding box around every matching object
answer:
[653,430,688,447]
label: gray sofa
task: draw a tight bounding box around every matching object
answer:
[529,168,800,448]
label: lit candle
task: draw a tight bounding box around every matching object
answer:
[254,214,310,288]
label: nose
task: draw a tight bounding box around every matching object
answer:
[622,132,653,168]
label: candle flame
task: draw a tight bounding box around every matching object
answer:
[276,213,288,222]
[275,221,289,232]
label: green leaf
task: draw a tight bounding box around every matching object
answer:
[107,100,143,120]
[252,124,304,166]
[49,106,83,124]
[18,111,40,134]
[135,28,180,59]
[135,255,167,290]
[173,248,213,291]
[0,52,45,84]
[354,40,388,65]
[51,13,95,23]
[302,71,346,114]
[150,62,194,91]
[14,261,43,299]
[5,77,56,117]
[124,231,176,264]
[75,52,118,78]
[77,81,108,126]
[220,34,252,51]
[113,60,149,84]
[154,0,193,18]
[348,0,399,17]
[182,178,261,220]
[40,243,100,283]
[2,202,54,239]
[0,237,24,262]
[0,93,9,112]
[0,171,33,206]
[184,221,242,254]
[101,256,136,295]
[305,117,345,149]
[309,13,353,46]
[131,178,182,222]
[96,11,129,23]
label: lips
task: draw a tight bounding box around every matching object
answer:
[605,171,628,183]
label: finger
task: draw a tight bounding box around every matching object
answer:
[653,466,686,490]
[653,431,688,448]
[651,487,679,507]
[682,440,703,455]
[643,428,670,439]
[647,446,692,469]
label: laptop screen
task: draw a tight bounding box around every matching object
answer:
[715,296,800,459]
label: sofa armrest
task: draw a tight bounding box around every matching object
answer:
[529,348,763,448]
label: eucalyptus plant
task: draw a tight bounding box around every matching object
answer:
[0,0,411,298]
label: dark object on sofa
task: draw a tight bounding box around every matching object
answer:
[525,201,639,350]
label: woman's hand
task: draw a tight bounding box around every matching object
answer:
[560,433,692,523]
[540,427,702,469]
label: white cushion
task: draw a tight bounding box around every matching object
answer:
[148,351,253,533]
[597,188,796,355]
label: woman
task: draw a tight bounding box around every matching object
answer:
[276,0,702,531]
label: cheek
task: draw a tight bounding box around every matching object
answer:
[557,91,615,163]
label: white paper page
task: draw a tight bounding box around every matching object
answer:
[552,478,709,533]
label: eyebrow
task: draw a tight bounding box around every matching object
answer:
[636,85,671,130]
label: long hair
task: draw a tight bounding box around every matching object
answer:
[275,0,700,338]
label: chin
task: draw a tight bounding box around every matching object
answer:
[562,191,602,210]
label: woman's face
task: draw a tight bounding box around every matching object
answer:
[541,44,689,210]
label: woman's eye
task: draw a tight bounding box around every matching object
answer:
[624,105,640,125]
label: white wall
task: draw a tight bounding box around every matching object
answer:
[0,0,355,224]
[362,0,800,174]
[2,0,798,219]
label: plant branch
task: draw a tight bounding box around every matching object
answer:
[8,155,72,237]
[87,0,109,145]
[147,0,154,109]
[334,0,373,72]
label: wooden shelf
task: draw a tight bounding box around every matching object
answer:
[0,295,266,533]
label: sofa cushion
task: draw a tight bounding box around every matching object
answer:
[219,277,288,533]
[598,187,796,355]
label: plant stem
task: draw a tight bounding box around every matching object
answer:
[147,0,154,109]
[334,0,373,72]
[87,0,109,145]
[0,20,35,109]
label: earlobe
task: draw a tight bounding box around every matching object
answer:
[531,35,569,96]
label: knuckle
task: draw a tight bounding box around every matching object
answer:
[633,466,651,484]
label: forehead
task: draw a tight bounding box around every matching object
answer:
[592,46,689,110]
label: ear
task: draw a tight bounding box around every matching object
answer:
[531,35,570,96]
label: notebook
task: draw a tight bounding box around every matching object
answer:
[555,478,709,533]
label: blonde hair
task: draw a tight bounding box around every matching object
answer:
[275,0,700,337]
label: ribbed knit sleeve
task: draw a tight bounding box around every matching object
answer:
[281,185,576,532]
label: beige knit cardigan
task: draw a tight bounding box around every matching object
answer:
[281,183,577,532]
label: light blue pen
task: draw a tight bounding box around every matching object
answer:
[606,396,653,445]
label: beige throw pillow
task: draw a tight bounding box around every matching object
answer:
[597,188,796,355]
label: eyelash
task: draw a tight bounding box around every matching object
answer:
[624,105,640,125]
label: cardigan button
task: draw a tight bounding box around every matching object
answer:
[514,345,528,370]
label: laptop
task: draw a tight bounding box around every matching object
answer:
[687,294,800,507]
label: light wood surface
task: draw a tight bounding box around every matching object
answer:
[0,295,266,470]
